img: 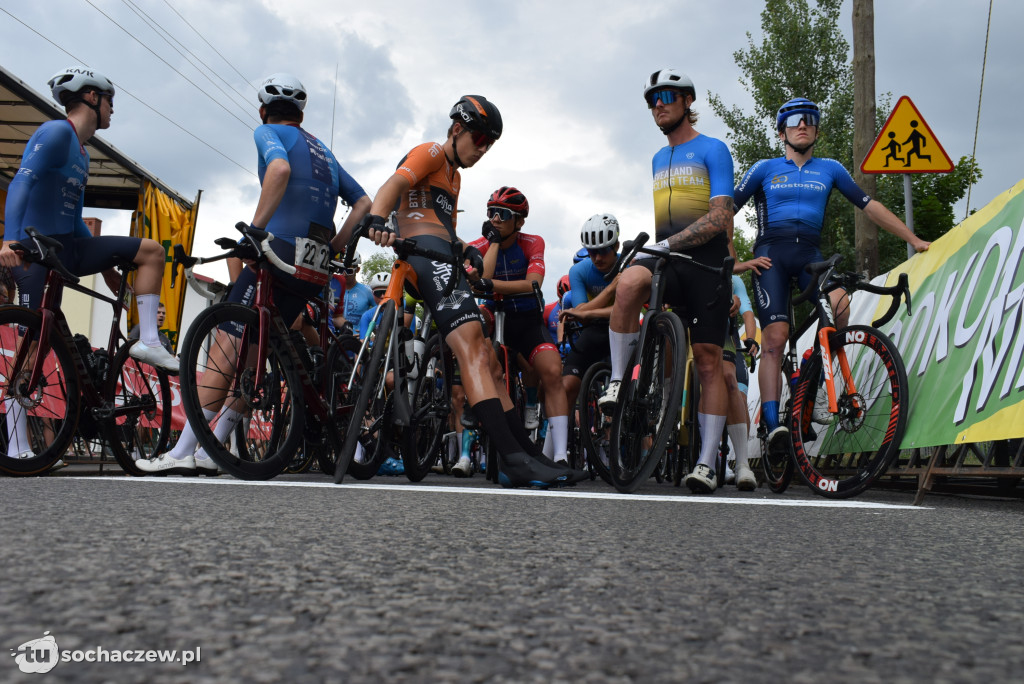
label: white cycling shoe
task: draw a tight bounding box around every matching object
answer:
[129,342,180,374]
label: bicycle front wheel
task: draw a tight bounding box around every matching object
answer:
[403,334,453,482]
[178,303,304,480]
[0,307,80,475]
[104,342,172,476]
[790,325,909,499]
[609,312,686,493]
[577,361,612,485]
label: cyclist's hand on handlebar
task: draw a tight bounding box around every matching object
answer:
[743,337,759,357]
[638,239,671,260]
[472,278,494,294]
[464,244,484,275]
[0,241,24,268]
[360,214,395,247]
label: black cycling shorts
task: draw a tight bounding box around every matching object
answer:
[562,322,611,378]
[631,239,731,346]
[406,235,487,338]
[501,309,558,365]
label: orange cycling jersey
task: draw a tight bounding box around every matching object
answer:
[393,142,460,237]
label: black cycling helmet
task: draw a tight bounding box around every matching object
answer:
[449,95,503,141]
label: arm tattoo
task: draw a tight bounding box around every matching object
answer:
[665,196,733,251]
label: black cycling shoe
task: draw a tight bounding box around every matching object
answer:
[498,451,579,489]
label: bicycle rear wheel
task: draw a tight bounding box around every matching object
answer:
[0,307,80,476]
[577,361,612,485]
[609,312,686,493]
[403,334,453,482]
[790,325,908,499]
[178,303,304,480]
[104,342,172,476]
[336,302,394,482]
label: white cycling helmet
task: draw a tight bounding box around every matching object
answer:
[347,251,362,268]
[258,73,307,111]
[581,213,620,250]
[370,272,391,289]
[643,69,696,103]
[48,66,115,106]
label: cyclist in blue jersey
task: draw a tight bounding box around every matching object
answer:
[559,214,620,414]
[140,72,371,475]
[543,275,570,345]
[734,97,929,458]
[0,66,181,464]
[0,67,178,374]
[330,251,375,334]
[599,69,736,494]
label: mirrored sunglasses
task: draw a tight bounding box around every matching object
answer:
[487,207,518,222]
[646,89,681,109]
[783,112,820,128]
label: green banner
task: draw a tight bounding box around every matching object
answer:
[863,179,1024,447]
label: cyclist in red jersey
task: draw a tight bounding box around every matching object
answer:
[362,96,585,488]
[468,187,572,466]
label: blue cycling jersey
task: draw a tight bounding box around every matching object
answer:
[4,120,92,241]
[733,156,871,247]
[732,275,752,317]
[254,124,366,244]
[545,300,560,344]
[568,257,615,305]
[342,282,376,323]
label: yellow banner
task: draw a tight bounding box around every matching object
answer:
[130,182,200,351]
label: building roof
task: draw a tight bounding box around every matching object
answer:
[0,64,192,210]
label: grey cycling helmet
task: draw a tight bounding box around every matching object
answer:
[258,73,307,111]
[581,214,620,250]
[48,66,114,106]
[643,69,695,103]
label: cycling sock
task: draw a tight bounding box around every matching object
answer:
[196,407,242,461]
[167,408,216,460]
[526,386,538,405]
[461,429,473,459]
[728,423,749,467]
[609,330,639,382]
[472,399,521,460]
[4,399,30,457]
[697,412,727,469]
[542,429,556,459]
[136,294,163,348]
[503,407,550,461]
[762,401,780,431]
[549,415,569,460]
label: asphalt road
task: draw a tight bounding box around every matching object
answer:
[3,469,1022,683]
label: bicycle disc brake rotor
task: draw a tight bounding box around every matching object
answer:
[12,370,47,410]
[837,392,866,432]
[238,367,276,411]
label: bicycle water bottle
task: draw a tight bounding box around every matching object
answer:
[406,338,425,380]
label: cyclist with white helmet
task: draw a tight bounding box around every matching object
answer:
[559,213,621,413]
[734,97,929,461]
[331,250,375,334]
[363,97,586,488]
[140,72,370,475]
[1,66,178,372]
[599,69,736,494]
[357,271,391,340]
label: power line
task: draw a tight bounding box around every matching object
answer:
[82,0,256,131]
[121,0,256,119]
[161,0,256,96]
[965,0,993,220]
[0,5,254,177]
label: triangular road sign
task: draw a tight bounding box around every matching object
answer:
[861,96,954,173]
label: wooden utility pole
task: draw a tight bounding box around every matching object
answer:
[852,0,878,276]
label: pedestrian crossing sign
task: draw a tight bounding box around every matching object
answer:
[860,96,953,173]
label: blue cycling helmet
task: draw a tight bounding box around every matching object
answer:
[573,247,589,264]
[776,98,821,132]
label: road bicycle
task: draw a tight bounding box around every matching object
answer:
[174,223,357,480]
[605,233,734,493]
[0,227,172,476]
[333,230,460,484]
[765,254,911,498]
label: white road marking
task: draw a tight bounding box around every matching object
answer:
[64,477,929,509]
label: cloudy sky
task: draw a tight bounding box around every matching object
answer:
[1,0,1020,300]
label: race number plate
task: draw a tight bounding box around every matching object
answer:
[293,236,331,285]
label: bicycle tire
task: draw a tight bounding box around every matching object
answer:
[403,334,453,482]
[790,325,909,499]
[336,301,394,482]
[0,307,80,476]
[178,303,304,480]
[103,342,173,476]
[577,361,612,485]
[609,312,686,493]
[317,333,361,476]
[759,364,795,493]
[676,366,701,487]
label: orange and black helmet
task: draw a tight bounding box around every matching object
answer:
[449,95,503,141]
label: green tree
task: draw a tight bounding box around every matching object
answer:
[361,252,395,285]
[709,0,980,275]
